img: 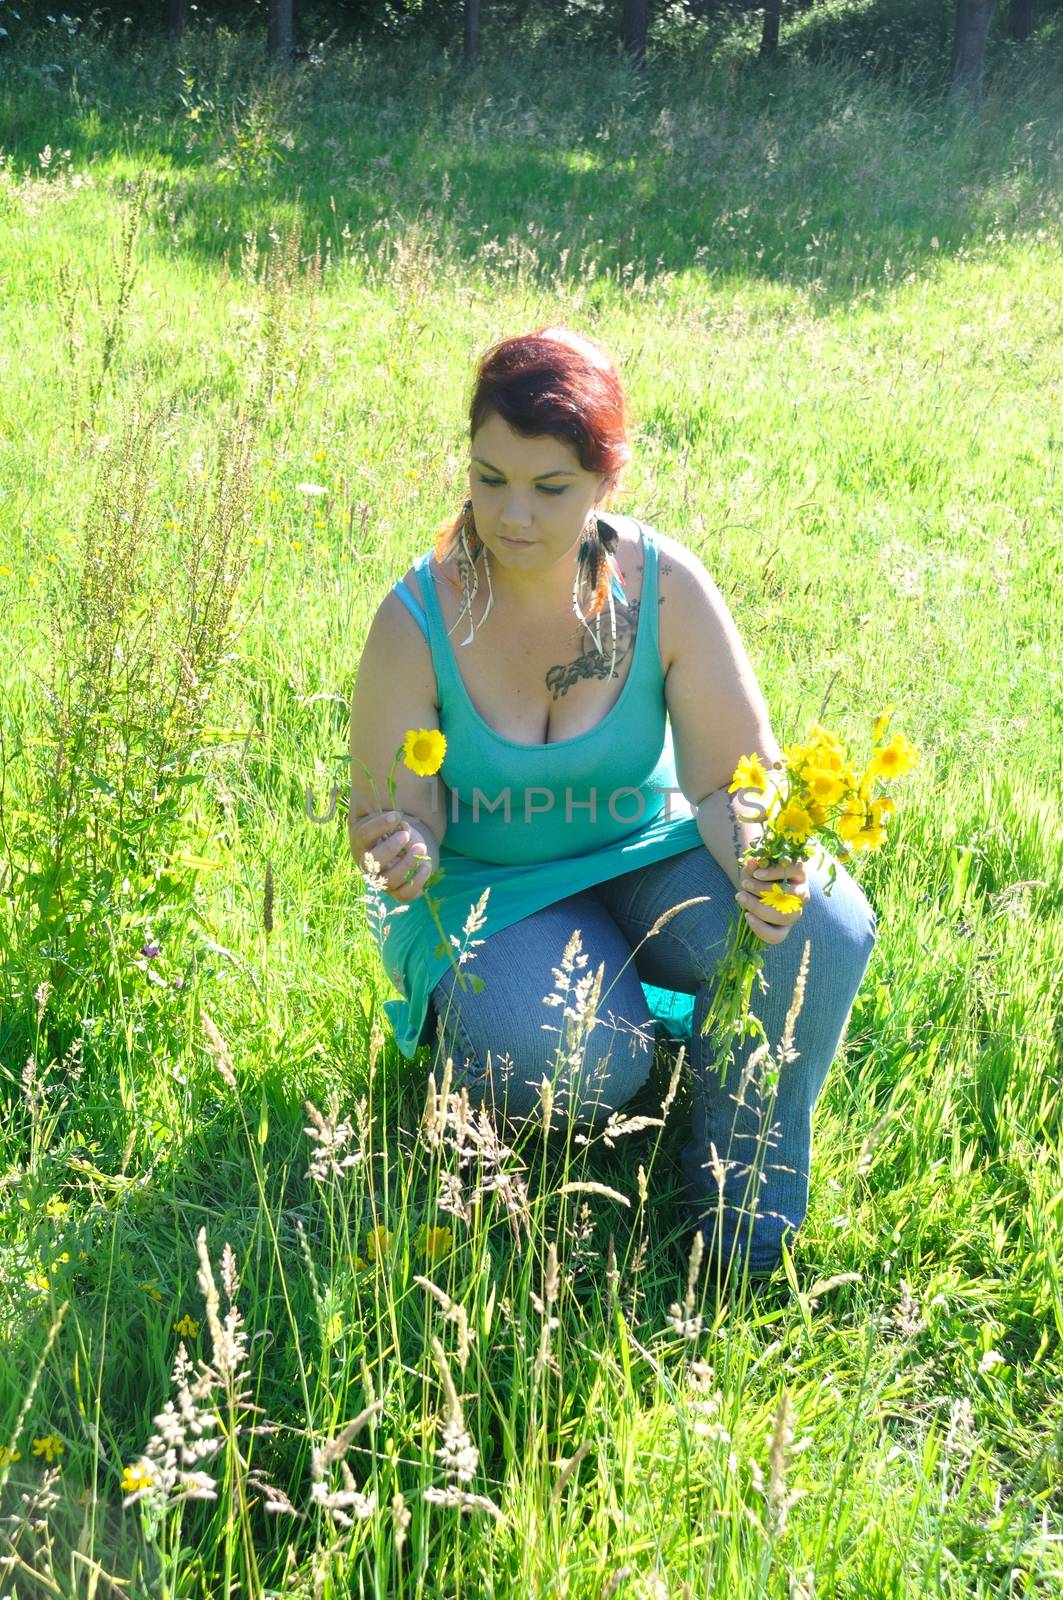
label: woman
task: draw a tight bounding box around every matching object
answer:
[348,326,877,1280]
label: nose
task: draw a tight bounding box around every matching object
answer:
[500,496,533,532]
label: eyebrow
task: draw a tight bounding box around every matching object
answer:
[472,455,578,479]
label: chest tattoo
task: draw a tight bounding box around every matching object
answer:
[544,599,641,701]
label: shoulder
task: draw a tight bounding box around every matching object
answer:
[363,568,434,685]
[635,526,722,675]
[395,560,425,610]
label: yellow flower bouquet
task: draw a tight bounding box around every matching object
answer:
[699,706,919,1084]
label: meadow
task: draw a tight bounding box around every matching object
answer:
[0,13,1061,1596]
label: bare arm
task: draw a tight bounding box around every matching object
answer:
[349,592,449,892]
[662,540,786,891]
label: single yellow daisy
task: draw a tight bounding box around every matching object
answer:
[800,768,849,808]
[773,800,815,843]
[415,1224,453,1261]
[866,735,920,782]
[756,883,803,915]
[729,752,770,794]
[122,1461,155,1494]
[403,728,447,777]
[364,1225,395,1262]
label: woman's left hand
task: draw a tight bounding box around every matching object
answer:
[736,855,811,946]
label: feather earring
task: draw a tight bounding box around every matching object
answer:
[572,512,618,679]
[448,498,494,646]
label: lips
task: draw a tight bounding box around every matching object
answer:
[500,535,533,546]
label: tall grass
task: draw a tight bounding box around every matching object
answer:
[0,22,1060,1598]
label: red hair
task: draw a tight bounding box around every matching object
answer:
[433,326,632,619]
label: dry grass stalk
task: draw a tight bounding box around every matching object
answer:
[201,1009,237,1089]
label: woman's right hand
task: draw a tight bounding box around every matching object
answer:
[351,809,433,904]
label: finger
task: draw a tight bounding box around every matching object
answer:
[361,837,407,880]
[375,828,412,870]
[737,891,786,927]
[361,811,405,847]
[744,910,786,944]
[406,854,433,889]
[391,853,432,901]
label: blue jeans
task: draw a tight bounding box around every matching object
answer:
[429,845,877,1278]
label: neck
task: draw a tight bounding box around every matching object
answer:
[488,552,581,617]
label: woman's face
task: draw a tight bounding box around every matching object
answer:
[468,411,606,583]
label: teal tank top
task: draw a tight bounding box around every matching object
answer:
[370,513,705,1060]
[412,515,676,864]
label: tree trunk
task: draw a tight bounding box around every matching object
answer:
[464,0,480,66]
[1008,0,1034,41]
[162,0,187,39]
[268,0,294,66]
[949,0,996,98]
[622,0,649,71]
[759,0,782,59]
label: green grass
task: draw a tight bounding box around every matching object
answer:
[0,19,1061,1598]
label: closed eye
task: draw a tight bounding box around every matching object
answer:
[477,475,567,496]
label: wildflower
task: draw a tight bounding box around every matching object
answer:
[978,1349,1005,1374]
[401,727,446,779]
[685,1360,731,1446]
[27,1272,50,1292]
[195,1230,248,1388]
[32,1434,64,1463]
[121,1460,155,1494]
[700,710,919,1082]
[422,1483,504,1518]
[295,482,327,496]
[139,1281,164,1302]
[364,1225,394,1263]
[45,1196,70,1219]
[124,1343,220,1508]
[141,942,160,960]
[415,1224,453,1262]
[392,1488,412,1549]
[0,1445,22,1466]
[174,1314,200,1338]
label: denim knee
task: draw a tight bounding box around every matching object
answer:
[799,862,878,975]
[430,986,653,1130]
[545,1010,655,1130]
